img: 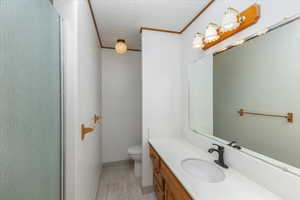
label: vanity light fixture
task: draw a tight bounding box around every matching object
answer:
[192,33,205,48]
[192,4,260,50]
[115,39,128,54]
[204,23,220,43]
[220,8,246,33]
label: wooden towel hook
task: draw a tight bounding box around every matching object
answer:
[81,124,95,140]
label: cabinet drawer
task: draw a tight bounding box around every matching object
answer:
[161,160,193,200]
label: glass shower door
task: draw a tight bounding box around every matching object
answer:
[0,0,61,199]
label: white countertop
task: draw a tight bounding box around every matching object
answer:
[149,138,282,200]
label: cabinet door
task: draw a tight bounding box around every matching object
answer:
[149,145,160,173]
[153,166,164,190]
[161,161,193,200]
[154,177,164,200]
[165,184,176,200]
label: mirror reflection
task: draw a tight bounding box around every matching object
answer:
[189,17,300,169]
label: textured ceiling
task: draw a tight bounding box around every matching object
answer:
[91,0,212,50]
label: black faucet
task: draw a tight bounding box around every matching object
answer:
[208,144,228,169]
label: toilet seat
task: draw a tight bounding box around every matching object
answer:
[128,145,142,155]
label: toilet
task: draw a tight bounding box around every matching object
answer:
[128,145,142,177]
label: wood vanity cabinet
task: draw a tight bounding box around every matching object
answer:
[149,144,193,200]
[165,184,176,200]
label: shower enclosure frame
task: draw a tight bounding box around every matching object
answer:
[59,15,65,200]
[51,0,65,198]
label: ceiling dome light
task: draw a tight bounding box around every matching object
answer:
[204,23,220,43]
[115,39,128,54]
[220,8,244,33]
[192,33,205,49]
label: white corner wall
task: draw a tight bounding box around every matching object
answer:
[101,49,142,163]
[181,0,300,199]
[141,30,183,187]
[54,0,102,200]
[77,1,102,200]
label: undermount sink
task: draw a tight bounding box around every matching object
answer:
[181,159,225,183]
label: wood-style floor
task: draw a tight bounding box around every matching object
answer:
[97,163,156,200]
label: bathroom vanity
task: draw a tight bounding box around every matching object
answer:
[146,12,300,200]
[149,138,281,200]
[150,143,192,200]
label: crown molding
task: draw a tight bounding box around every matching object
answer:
[179,0,215,33]
[140,0,215,34]
[88,0,215,51]
[139,27,181,34]
[87,0,102,47]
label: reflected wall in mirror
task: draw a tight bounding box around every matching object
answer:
[189,16,300,171]
[188,56,213,136]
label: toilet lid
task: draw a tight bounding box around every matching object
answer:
[128,145,142,154]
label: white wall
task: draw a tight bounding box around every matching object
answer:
[181,0,300,199]
[101,49,142,163]
[141,31,183,187]
[77,1,102,200]
[54,1,102,200]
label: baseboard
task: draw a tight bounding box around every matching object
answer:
[141,185,154,195]
[102,159,133,168]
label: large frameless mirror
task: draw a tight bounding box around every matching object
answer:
[189,15,300,176]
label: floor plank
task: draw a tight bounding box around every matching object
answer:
[97,164,156,200]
